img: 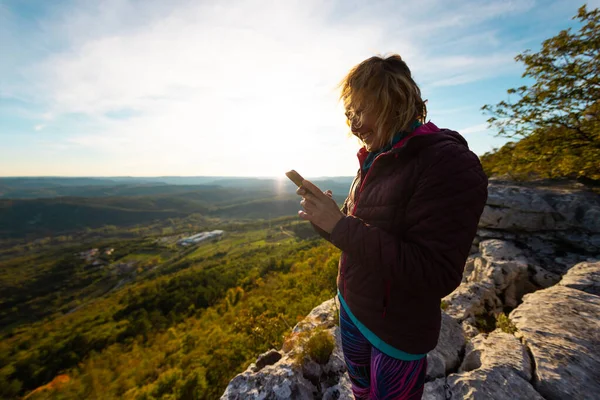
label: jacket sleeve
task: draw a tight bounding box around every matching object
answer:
[329,147,488,298]
[311,197,349,242]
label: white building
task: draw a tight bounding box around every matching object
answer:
[177,230,224,246]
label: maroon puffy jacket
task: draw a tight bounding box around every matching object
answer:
[315,122,488,354]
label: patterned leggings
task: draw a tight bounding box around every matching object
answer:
[339,304,427,400]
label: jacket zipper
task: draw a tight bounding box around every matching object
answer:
[343,151,391,302]
[342,171,361,299]
[351,154,378,213]
[343,138,417,314]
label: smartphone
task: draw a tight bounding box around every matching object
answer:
[285,170,312,194]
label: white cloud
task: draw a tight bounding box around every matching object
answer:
[4,0,549,175]
[459,123,490,135]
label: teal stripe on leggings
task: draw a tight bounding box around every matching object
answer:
[337,290,426,361]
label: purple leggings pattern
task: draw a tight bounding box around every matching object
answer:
[340,304,427,399]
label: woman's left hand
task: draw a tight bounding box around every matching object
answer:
[297,179,344,234]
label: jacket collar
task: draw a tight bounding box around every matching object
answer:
[357,121,441,166]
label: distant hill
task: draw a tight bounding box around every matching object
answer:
[0,189,348,239]
[0,177,354,199]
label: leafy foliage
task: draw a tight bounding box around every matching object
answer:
[481,5,600,182]
[302,328,335,365]
[480,126,600,181]
[496,312,518,335]
[0,220,341,399]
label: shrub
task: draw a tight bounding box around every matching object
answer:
[294,328,335,365]
[496,312,518,334]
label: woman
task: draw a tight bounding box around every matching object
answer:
[296,54,488,399]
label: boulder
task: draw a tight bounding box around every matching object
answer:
[461,320,480,339]
[444,239,539,321]
[322,372,353,400]
[479,184,600,254]
[220,360,316,400]
[462,256,477,283]
[479,239,524,260]
[322,325,346,376]
[446,367,544,399]
[480,186,557,231]
[426,313,466,379]
[222,299,347,399]
[255,349,283,372]
[301,358,322,385]
[509,285,600,400]
[460,330,531,381]
[422,377,447,400]
[442,281,501,321]
[559,260,600,296]
[443,328,539,399]
[529,264,560,289]
[481,184,600,232]
[474,240,530,308]
[292,298,337,334]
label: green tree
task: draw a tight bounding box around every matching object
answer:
[482,5,600,181]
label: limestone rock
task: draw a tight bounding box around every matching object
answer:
[509,285,600,400]
[445,239,536,321]
[479,184,600,253]
[426,313,466,379]
[480,186,556,231]
[256,349,283,372]
[422,377,447,400]
[442,281,501,321]
[479,239,524,260]
[323,326,345,376]
[476,228,512,240]
[559,260,600,296]
[529,264,560,288]
[222,299,347,399]
[446,327,540,399]
[476,240,530,308]
[481,184,599,232]
[292,298,337,334]
[322,372,353,400]
[460,330,531,381]
[553,252,588,270]
[467,239,536,307]
[446,366,544,400]
[556,231,600,254]
[301,358,322,385]
[461,320,480,339]
[462,255,477,283]
[283,299,338,355]
[220,360,316,399]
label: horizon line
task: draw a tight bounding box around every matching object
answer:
[0,175,356,179]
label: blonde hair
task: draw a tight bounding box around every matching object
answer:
[339,54,427,150]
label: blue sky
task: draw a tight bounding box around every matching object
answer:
[1,0,597,177]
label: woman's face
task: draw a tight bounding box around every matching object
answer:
[347,109,379,152]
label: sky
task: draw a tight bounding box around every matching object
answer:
[1,0,597,178]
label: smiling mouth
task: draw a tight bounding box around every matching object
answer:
[359,132,372,141]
